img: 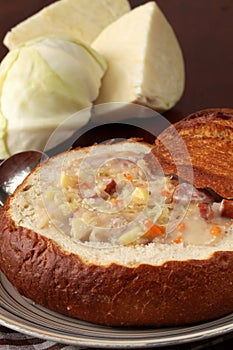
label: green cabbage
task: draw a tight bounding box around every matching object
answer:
[0,36,106,158]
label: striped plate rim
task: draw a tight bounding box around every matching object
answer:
[0,272,232,348]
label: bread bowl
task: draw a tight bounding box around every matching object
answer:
[0,108,233,327]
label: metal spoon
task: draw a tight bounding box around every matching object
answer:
[0,150,47,206]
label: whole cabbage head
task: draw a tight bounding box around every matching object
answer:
[0,36,107,158]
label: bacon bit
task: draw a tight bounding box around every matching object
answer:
[220,199,233,219]
[176,222,186,231]
[173,235,183,244]
[210,209,215,219]
[198,203,214,220]
[123,173,133,181]
[210,224,222,237]
[104,179,117,195]
[143,219,166,240]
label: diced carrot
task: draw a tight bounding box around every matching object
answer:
[210,224,222,236]
[123,173,133,181]
[143,219,166,240]
[176,222,186,231]
[161,189,171,197]
[145,225,166,239]
[173,235,183,244]
[110,197,118,203]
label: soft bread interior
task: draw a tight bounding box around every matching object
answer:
[9,141,233,267]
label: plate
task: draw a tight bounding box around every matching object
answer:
[0,272,233,348]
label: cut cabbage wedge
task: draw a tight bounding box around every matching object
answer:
[4,0,131,50]
[92,1,185,112]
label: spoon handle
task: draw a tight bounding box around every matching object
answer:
[0,187,8,206]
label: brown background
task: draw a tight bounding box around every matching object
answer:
[0,0,232,123]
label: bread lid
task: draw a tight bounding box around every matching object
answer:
[152,108,233,198]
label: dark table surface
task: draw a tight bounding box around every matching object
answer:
[0,0,233,349]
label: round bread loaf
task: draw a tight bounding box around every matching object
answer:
[0,109,233,327]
